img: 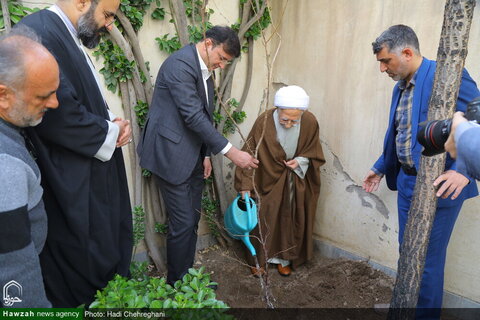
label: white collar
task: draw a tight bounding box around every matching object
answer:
[196,46,211,81]
[49,5,79,40]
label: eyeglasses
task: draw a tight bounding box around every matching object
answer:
[103,11,116,27]
[218,52,232,65]
[279,118,301,125]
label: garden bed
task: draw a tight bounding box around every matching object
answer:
[193,242,394,312]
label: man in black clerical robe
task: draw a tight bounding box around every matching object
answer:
[18,0,133,307]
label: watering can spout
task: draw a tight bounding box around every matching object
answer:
[243,235,256,257]
[224,193,258,257]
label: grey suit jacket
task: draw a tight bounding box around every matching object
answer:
[138,44,228,185]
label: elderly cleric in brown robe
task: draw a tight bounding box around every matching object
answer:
[234,85,325,277]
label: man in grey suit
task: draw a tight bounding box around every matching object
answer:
[138,26,258,284]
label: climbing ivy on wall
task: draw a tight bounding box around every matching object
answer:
[0,1,38,31]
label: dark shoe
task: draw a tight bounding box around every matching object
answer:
[250,266,265,277]
[277,264,291,276]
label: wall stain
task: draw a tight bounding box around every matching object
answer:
[329,148,390,219]
[382,223,388,233]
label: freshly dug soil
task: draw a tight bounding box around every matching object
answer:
[194,242,394,311]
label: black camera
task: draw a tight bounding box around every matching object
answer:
[417,97,480,156]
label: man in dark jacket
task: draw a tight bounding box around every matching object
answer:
[138,26,258,285]
[18,0,133,307]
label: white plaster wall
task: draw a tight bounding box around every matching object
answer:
[270,0,480,303]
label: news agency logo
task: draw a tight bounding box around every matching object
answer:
[3,280,23,306]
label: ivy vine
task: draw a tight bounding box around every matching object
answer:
[93,41,136,93]
[213,98,247,137]
[0,1,39,30]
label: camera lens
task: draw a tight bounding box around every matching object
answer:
[417,119,452,156]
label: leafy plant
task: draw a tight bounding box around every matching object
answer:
[151,7,166,20]
[142,168,152,178]
[213,99,247,136]
[232,0,272,53]
[155,223,168,234]
[132,206,146,247]
[244,5,271,40]
[130,261,149,281]
[0,1,39,29]
[120,0,161,31]
[188,22,213,43]
[202,193,220,237]
[90,267,230,313]
[93,0,159,95]
[93,40,135,93]
[184,0,214,22]
[134,100,149,129]
[155,34,182,54]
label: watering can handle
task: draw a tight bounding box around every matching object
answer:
[243,193,255,229]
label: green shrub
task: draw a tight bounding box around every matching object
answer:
[90,267,229,309]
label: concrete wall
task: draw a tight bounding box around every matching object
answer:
[267,0,480,304]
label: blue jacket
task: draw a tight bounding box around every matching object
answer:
[373,58,479,202]
[456,123,480,181]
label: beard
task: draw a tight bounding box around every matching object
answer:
[77,4,108,49]
[8,96,44,128]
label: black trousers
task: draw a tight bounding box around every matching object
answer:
[154,158,204,285]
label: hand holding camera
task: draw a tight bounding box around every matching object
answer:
[417,97,480,156]
[444,112,469,159]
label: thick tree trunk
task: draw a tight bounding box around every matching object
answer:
[388,0,476,319]
[108,25,168,269]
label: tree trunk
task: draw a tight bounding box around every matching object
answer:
[169,0,189,46]
[116,10,154,104]
[388,0,476,318]
[1,0,11,33]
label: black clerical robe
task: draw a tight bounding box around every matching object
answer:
[19,10,132,307]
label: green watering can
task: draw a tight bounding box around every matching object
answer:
[224,193,258,256]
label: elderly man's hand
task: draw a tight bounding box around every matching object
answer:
[240,191,251,199]
[284,159,299,170]
[445,112,468,159]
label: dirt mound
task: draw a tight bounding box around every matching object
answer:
[194,243,394,309]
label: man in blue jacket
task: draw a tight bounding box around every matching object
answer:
[362,25,479,318]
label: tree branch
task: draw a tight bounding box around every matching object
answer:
[238,0,267,41]
[169,0,189,46]
[238,37,255,111]
[1,0,11,33]
[116,10,154,104]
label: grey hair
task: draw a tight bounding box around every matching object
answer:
[372,24,420,55]
[0,25,41,92]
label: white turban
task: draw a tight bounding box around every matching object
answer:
[274,85,310,110]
